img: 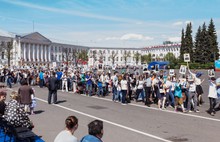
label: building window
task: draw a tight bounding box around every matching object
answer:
[51,55,54,61]
[121,57,123,61]
[108,57,110,61]
[103,57,106,61]
[116,57,118,61]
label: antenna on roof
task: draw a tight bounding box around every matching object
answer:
[33,20,35,32]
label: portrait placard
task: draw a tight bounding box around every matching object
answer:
[184,53,190,62]
[179,65,187,74]
[208,69,215,77]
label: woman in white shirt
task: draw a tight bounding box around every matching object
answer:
[208,77,217,116]
[121,75,128,105]
[54,116,78,142]
[135,75,145,102]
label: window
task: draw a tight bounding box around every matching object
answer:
[103,57,106,61]
[51,55,54,61]
[121,57,123,61]
[108,57,110,61]
[116,57,118,61]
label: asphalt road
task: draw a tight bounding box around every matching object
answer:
[3,69,220,142]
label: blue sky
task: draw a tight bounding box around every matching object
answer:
[0,0,220,47]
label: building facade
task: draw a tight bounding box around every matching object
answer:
[142,44,181,61]
[0,32,89,68]
[88,47,142,67]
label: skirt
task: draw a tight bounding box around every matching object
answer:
[196,85,203,95]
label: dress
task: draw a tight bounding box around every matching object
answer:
[54,130,77,142]
[3,99,33,128]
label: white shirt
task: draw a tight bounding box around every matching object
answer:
[208,81,217,98]
[54,130,77,142]
[137,80,144,89]
[121,80,128,90]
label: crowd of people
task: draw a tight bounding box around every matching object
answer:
[0,64,220,141]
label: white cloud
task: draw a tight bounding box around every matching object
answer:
[105,37,118,40]
[168,37,181,42]
[172,21,183,26]
[1,0,142,24]
[120,33,154,41]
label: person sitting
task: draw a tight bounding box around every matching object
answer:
[3,91,34,129]
[0,90,7,116]
[81,120,104,142]
[54,116,78,142]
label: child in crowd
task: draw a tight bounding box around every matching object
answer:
[30,88,36,115]
[207,77,217,116]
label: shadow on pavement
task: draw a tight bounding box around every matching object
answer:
[56,100,67,104]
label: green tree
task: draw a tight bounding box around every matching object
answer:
[1,40,13,67]
[208,18,219,61]
[133,51,141,65]
[123,50,131,65]
[200,22,210,63]
[79,50,88,61]
[180,29,185,61]
[194,26,202,62]
[184,23,194,62]
[141,53,152,63]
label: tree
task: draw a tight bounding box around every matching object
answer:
[208,18,219,61]
[62,48,71,67]
[133,51,141,65]
[194,26,202,62]
[184,23,194,62]
[1,39,13,67]
[109,50,117,65]
[180,29,185,61]
[164,52,177,62]
[141,54,152,63]
[78,49,88,61]
[71,49,80,66]
[123,50,131,65]
[200,22,210,63]
[98,50,104,63]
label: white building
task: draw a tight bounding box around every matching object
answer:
[142,43,181,61]
[88,47,141,67]
[0,31,89,68]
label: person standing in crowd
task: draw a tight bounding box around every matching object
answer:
[54,115,78,142]
[152,74,160,108]
[144,73,152,107]
[105,73,110,96]
[0,91,7,116]
[18,79,33,113]
[187,77,199,113]
[7,70,13,88]
[207,77,217,116]
[62,72,68,92]
[174,79,186,112]
[48,71,58,104]
[121,75,128,105]
[135,75,145,103]
[188,66,205,106]
[81,120,104,142]
[86,71,93,96]
[56,69,63,90]
[39,70,44,88]
[165,76,175,108]
[112,71,118,101]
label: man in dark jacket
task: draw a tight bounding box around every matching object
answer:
[18,79,33,113]
[48,71,58,104]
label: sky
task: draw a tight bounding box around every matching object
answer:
[0,0,220,48]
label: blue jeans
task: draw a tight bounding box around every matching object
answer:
[121,90,127,104]
[166,87,175,107]
[7,77,12,88]
[39,79,44,88]
[98,87,103,97]
[112,86,117,101]
[117,90,122,102]
[86,84,93,96]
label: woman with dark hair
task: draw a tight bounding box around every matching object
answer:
[120,75,128,105]
[54,116,78,142]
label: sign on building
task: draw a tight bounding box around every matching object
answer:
[184,53,190,62]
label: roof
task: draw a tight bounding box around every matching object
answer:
[20,32,51,45]
[143,44,181,50]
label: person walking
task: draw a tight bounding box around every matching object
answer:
[18,79,33,113]
[121,75,128,105]
[207,77,217,116]
[48,71,58,104]
[54,116,78,142]
[39,70,44,88]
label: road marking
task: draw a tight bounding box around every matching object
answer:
[35,97,172,142]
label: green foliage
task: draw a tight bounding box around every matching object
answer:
[123,50,131,65]
[141,53,151,63]
[133,51,141,65]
